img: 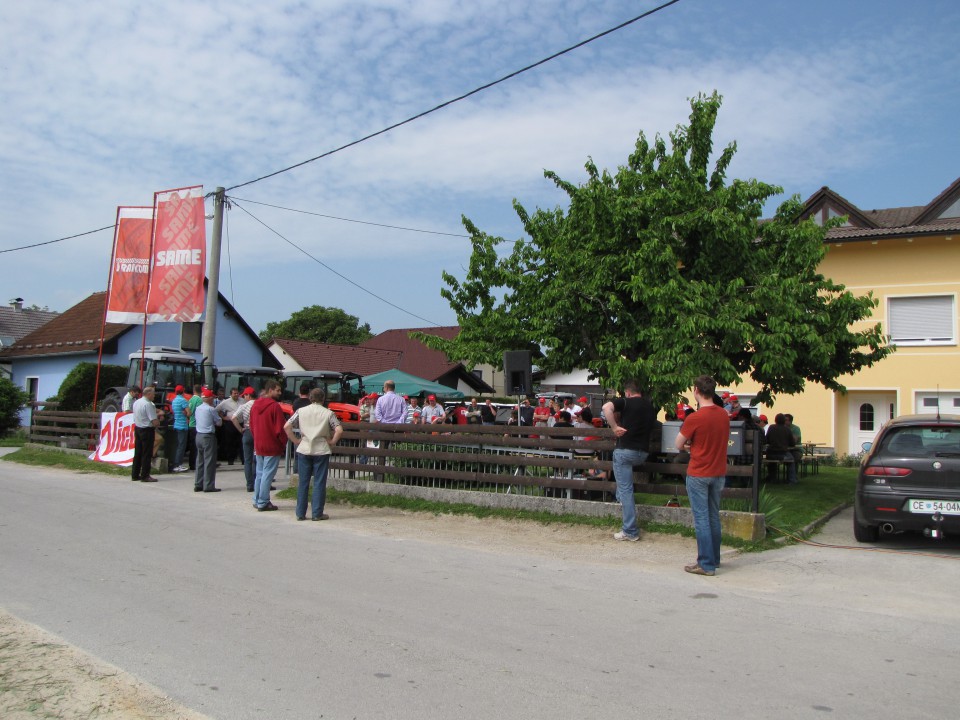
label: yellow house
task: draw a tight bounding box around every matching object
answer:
[727,178,960,455]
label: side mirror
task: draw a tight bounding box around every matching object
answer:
[861,441,872,452]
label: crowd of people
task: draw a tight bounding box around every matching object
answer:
[125,376,802,574]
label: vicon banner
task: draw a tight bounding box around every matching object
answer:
[105,207,154,324]
[90,412,136,466]
[147,185,206,323]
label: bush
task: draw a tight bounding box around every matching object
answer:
[56,363,128,411]
[0,376,29,435]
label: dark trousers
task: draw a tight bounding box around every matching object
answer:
[194,433,218,490]
[221,422,242,463]
[188,427,198,469]
[132,426,155,480]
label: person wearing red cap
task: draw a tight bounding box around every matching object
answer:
[170,384,190,472]
[216,387,243,465]
[421,395,446,424]
[231,387,258,491]
[727,394,742,418]
[193,388,223,492]
[532,397,551,427]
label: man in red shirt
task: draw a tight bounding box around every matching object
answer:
[250,379,286,512]
[675,375,730,576]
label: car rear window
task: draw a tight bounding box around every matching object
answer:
[880,426,960,457]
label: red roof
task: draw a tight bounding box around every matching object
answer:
[271,337,401,375]
[0,292,130,358]
[360,326,462,381]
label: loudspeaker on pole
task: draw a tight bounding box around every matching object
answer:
[502,350,532,396]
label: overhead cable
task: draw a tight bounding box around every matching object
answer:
[0,224,114,254]
[228,196,469,237]
[225,0,684,191]
[229,199,441,327]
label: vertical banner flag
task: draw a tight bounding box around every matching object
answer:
[148,185,206,323]
[105,207,154,323]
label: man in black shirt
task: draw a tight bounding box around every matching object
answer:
[601,381,657,542]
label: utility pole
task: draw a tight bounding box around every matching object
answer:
[200,187,225,388]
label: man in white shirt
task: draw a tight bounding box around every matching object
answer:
[122,385,140,412]
[194,388,223,492]
[131,386,159,483]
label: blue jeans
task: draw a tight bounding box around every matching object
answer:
[685,475,725,573]
[242,430,255,490]
[612,448,648,538]
[173,428,188,467]
[254,454,280,509]
[297,453,331,519]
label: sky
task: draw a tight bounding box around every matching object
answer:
[2,0,958,342]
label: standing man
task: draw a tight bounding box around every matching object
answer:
[186,384,203,471]
[518,398,534,426]
[374,380,407,423]
[284,388,343,521]
[250,379,286,512]
[171,385,189,472]
[405,396,420,423]
[131,386,159,483]
[292,382,313,414]
[421,395,446,424]
[231,387,257,492]
[480,399,496,425]
[601,381,657,542]
[675,375,730,576]
[194,388,222,493]
[122,385,140,412]
[216,387,242,464]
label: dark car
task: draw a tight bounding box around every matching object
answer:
[854,414,960,542]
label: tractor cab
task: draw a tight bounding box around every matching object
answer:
[281,370,365,422]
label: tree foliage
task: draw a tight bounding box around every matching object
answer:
[0,376,30,434]
[423,92,891,409]
[259,305,374,345]
[57,362,128,411]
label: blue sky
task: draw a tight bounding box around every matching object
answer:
[2,0,958,340]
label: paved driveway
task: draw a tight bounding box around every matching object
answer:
[1,455,958,719]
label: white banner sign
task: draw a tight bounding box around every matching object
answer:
[89,412,136,467]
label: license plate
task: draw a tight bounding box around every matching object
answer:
[907,499,960,515]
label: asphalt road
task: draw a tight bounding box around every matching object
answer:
[1,452,959,720]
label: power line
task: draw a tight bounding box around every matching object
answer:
[229,199,441,327]
[0,224,114,254]
[228,196,469,237]
[226,0,684,191]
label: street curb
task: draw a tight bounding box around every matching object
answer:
[772,501,851,544]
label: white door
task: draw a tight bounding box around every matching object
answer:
[915,392,960,416]
[848,394,895,454]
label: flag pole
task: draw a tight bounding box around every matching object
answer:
[92,208,123,412]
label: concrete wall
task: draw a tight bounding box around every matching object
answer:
[329,475,766,541]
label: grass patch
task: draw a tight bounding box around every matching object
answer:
[0,431,27,447]
[1,446,131,477]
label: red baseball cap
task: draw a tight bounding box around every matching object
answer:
[201,388,214,398]
[578,396,587,403]
[758,414,768,422]
[729,394,738,401]
[428,395,436,401]
[175,385,184,393]
[243,386,256,396]
[722,391,730,398]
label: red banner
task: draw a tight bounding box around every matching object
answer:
[105,207,154,323]
[89,412,136,466]
[147,185,206,323]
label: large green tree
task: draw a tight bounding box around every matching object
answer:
[421,92,891,409]
[259,305,373,345]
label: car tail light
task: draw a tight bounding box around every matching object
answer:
[864,466,912,477]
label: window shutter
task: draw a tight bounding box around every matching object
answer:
[889,296,954,343]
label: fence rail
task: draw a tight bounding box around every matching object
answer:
[29,403,100,449]
[327,422,761,508]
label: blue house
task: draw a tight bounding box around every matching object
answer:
[0,289,276,424]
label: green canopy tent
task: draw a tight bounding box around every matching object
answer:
[350,369,464,399]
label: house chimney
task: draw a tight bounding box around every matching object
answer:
[10,297,24,312]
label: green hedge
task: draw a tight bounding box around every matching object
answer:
[56,362,128,411]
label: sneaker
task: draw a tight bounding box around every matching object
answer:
[684,563,715,576]
[613,531,639,542]
[172,465,188,473]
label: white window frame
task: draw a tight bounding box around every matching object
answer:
[887,294,956,346]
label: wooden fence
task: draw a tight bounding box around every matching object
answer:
[328,422,760,510]
[28,401,100,450]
